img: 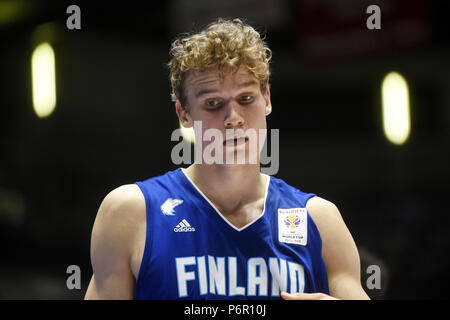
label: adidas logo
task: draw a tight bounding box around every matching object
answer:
[174,219,196,232]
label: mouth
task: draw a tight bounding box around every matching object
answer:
[223,136,248,147]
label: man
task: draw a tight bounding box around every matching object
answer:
[85,18,369,300]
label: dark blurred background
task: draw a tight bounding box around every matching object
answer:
[0,0,449,299]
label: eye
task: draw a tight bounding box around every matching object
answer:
[240,95,254,103]
[206,99,223,108]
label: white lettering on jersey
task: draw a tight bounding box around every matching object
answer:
[175,256,196,297]
[248,257,268,296]
[229,257,245,296]
[175,256,305,298]
[196,256,208,295]
[288,261,305,294]
[208,255,226,295]
[269,257,288,296]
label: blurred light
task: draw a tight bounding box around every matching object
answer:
[0,187,26,228]
[381,71,410,145]
[31,42,56,118]
[180,121,195,144]
[0,0,28,27]
[31,22,59,47]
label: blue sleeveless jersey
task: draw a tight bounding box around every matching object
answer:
[134,168,329,300]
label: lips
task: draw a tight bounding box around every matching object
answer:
[223,136,248,146]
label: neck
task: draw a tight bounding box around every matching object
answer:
[184,163,267,215]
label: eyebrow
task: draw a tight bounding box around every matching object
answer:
[236,79,260,90]
[195,87,218,99]
[194,79,259,98]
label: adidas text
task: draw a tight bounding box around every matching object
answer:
[174,226,196,232]
[174,219,196,232]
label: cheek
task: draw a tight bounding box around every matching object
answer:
[198,114,223,129]
[191,114,223,140]
[246,101,268,125]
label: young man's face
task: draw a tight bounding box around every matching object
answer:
[176,65,272,165]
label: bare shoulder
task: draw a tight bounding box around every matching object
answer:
[305,195,352,251]
[306,196,344,230]
[93,183,146,261]
[99,184,146,220]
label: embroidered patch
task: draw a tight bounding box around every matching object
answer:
[278,208,308,246]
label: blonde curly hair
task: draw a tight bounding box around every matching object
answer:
[168,18,272,106]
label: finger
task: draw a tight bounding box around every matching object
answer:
[281,291,324,300]
[281,291,296,300]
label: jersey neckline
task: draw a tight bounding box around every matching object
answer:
[179,168,271,232]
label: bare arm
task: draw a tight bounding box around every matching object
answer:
[305,196,369,300]
[84,184,145,300]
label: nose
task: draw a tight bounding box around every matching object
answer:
[224,100,244,129]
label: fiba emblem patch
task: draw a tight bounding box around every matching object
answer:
[278,208,308,246]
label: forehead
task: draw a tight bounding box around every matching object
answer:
[185,66,260,93]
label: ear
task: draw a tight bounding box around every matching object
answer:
[264,86,272,116]
[175,100,193,128]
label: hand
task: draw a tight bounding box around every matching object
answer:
[281,291,339,300]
